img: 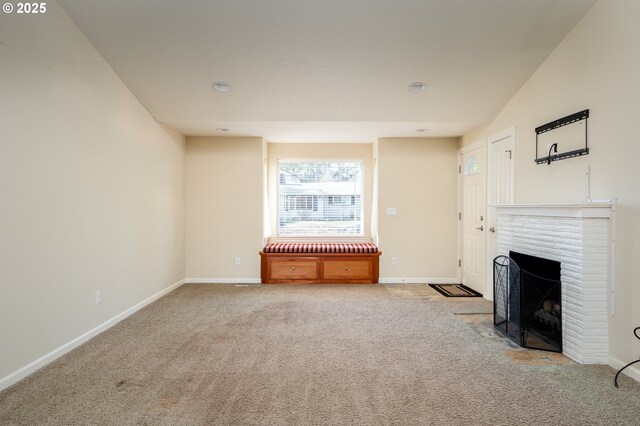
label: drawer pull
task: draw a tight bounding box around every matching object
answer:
[344,266,349,270]
[292,266,296,270]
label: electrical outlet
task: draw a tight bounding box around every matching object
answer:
[391,256,398,265]
[95,290,101,305]
[235,257,241,265]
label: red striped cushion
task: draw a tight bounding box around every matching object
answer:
[263,242,378,253]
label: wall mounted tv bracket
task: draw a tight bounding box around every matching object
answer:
[535,109,589,165]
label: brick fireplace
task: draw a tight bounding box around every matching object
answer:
[494,203,612,364]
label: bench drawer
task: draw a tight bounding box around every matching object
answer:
[270,258,318,280]
[260,251,380,284]
[323,259,371,279]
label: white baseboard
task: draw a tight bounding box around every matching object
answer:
[609,355,640,384]
[379,277,459,284]
[0,278,185,392]
[185,278,261,284]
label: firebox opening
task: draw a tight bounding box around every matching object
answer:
[493,252,562,353]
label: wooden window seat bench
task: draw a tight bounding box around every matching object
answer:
[259,243,381,284]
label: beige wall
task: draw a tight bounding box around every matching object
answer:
[460,0,640,369]
[0,2,185,384]
[185,137,263,280]
[378,138,459,280]
[267,143,374,239]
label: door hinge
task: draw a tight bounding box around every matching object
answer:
[458,212,461,220]
[458,259,462,267]
[458,165,461,173]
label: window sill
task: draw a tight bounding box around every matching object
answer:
[269,235,371,244]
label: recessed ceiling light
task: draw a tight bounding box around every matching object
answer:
[213,82,231,93]
[416,128,428,133]
[216,128,229,132]
[407,82,426,93]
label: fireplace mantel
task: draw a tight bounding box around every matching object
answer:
[494,202,612,364]
[493,202,612,218]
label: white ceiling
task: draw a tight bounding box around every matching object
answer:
[58,0,595,142]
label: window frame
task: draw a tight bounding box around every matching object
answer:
[275,158,365,240]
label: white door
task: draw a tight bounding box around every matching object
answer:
[486,128,516,299]
[461,146,486,294]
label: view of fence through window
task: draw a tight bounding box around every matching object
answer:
[278,161,363,236]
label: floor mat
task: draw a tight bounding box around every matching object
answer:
[428,283,482,297]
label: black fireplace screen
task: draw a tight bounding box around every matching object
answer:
[493,253,562,353]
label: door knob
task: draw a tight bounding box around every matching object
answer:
[475,226,484,231]
[489,227,496,233]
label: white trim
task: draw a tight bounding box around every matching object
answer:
[486,126,516,300]
[458,139,486,155]
[487,125,517,205]
[370,140,379,246]
[608,199,617,317]
[379,277,459,284]
[262,141,271,244]
[0,278,185,392]
[184,278,262,284]
[487,126,517,205]
[270,236,371,243]
[493,202,612,218]
[456,154,462,282]
[609,356,640,384]
[487,126,516,145]
[586,166,617,316]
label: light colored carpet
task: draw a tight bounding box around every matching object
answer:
[1,284,639,425]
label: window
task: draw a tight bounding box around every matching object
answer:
[464,156,479,176]
[278,160,363,236]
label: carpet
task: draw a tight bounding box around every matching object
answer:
[1,284,639,425]
[429,283,482,297]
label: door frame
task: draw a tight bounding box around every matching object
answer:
[485,126,517,300]
[487,126,516,205]
[456,139,487,286]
